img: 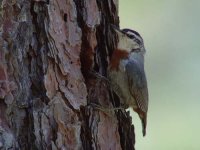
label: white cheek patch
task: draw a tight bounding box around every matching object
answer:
[127,39,140,49]
[118,36,140,52]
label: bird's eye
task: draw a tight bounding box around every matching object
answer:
[128,35,135,39]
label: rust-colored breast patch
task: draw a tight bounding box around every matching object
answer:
[110,49,129,70]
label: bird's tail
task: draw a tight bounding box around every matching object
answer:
[133,108,148,136]
[140,114,147,136]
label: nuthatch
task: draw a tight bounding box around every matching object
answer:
[108,26,149,136]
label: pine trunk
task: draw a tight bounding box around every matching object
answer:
[0,0,135,149]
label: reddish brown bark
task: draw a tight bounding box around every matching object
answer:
[0,0,135,149]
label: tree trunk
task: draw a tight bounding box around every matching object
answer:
[0,0,135,149]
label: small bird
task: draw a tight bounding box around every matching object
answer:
[108,26,149,136]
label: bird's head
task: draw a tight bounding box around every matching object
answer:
[112,25,145,55]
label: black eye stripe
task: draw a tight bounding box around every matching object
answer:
[127,34,135,39]
[122,29,141,37]
[134,39,141,44]
[131,48,140,52]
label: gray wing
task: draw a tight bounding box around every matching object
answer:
[125,60,148,112]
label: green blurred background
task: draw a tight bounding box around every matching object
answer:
[119,0,200,149]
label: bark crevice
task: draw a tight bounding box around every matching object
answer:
[0,0,136,149]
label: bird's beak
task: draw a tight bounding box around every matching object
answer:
[110,24,121,33]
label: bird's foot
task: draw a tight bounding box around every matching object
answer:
[90,103,124,114]
[90,70,109,83]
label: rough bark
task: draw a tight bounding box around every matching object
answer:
[0,0,135,149]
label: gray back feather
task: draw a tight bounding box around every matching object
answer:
[125,60,148,112]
